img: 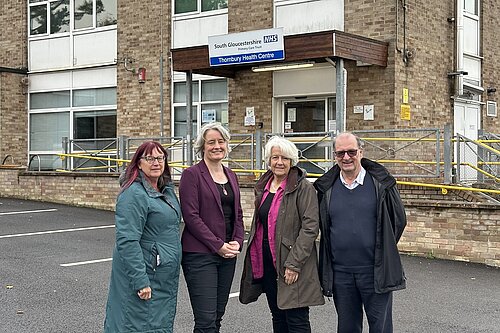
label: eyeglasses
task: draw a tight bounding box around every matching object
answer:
[141,156,166,164]
[334,149,358,158]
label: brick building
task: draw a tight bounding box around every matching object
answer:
[0,0,499,168]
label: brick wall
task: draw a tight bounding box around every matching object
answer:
[399,201,500,267]
[0,0,28,166]
[116,0,172,137]
[344,0,455,130]
[1,167,498,267]
[482,0,500,129]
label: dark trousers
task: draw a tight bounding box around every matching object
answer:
[332,270,393,333]
[182,252,236,333]
[262,241,311,333]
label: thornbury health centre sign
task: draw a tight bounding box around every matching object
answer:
[208,28,284,66]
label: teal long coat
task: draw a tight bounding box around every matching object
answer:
[104,175,182,333]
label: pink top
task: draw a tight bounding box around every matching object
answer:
[249,176,288,279]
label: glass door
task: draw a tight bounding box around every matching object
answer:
[282,99,331,174]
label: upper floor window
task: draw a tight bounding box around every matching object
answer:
[29,0,117,36]
[174,0,227,15]
[464,0,478,15]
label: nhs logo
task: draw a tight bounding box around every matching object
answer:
[263,34,279,43]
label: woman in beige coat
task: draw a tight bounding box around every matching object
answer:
[239,136,324,332]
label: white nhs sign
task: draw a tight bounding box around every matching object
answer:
[208,28,285,67]
[263,34,279,43]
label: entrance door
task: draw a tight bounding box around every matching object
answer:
[282,99,332,174]
[454,102,480,182]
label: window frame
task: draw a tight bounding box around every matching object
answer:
[173,0,228,16]
[172,77,228,138]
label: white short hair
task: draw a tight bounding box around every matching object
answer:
[264,136,299,166]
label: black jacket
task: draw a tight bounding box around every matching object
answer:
[313,158,407,296]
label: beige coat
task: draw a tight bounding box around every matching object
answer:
[239,167,325,309]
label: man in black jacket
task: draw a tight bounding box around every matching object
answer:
[314,132,406,333]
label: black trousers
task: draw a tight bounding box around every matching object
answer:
[332,270,393,333]
[182,252,236,333]
[262,241,311,333]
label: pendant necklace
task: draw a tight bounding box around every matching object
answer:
[219,183,228,195]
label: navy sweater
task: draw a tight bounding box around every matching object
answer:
[329,174,377,272]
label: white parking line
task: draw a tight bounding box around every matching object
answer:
[60,258,113,267]
[0,208,58,216]
[0,225,115,239]
[229,292,240,298]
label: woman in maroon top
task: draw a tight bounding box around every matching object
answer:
[179,122,244,333]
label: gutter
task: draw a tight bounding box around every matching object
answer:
[0,67,28,75]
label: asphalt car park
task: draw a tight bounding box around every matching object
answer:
[0,197,499,333]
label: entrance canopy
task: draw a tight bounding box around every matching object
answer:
[171,30,388,78]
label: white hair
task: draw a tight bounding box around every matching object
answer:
[264,136,299,166]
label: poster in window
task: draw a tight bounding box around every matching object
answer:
[202,109,216,123]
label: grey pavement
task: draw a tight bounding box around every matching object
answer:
[0,197,499,333]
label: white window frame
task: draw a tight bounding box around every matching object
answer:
[486,101,497,117]
[173,0,228,17]
[171,76,228,137]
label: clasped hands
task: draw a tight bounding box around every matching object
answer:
[217,241,240,259]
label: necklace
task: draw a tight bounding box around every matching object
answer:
[219,182,228,195]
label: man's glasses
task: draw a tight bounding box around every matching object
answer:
[334,149,358,158]
[141,156,166,164]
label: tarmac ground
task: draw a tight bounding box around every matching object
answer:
[0,197,499,333]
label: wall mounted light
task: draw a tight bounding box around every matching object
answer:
[487,87,497,94]
[251,61,314,72]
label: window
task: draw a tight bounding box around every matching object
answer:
[74,110,117,139]
[174,0,228,14]
[29,0,117,36]
[30,112,70,151]
[172,79,228,137]
[30,91,70,109]
[50,0,70,34]
[73,87,116,106]
[487,101,497,117]
[464,0,478,15]
[29,87,117,170]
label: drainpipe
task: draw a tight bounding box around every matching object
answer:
[456,0,464,96]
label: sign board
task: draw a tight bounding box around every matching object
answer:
[202,109,216,123]
[400,104,411,120]
[208,28,284,66]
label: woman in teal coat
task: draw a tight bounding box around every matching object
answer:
[104,141,182,333]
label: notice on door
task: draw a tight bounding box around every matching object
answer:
[287,108,296,122]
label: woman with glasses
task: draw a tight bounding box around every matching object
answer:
[239,136,324,332]
[179,122,244,332]
[104,141,182,333]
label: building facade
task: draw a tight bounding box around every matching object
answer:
[0,0,498,170]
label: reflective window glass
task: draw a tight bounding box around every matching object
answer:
[175,0,197,14]
[74,110,117,139]
[464,0,478,15]
[74,0,94,29]
[30,4,48,35]
[201,79,227,101]
[174,82,199,103]
[174,106,198,137]
[73,88,117,107]
[50,0,70,34]
[30,91,70,109]
[97,0,117,27]
[202,0,227,11]
[30,112,70,151]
